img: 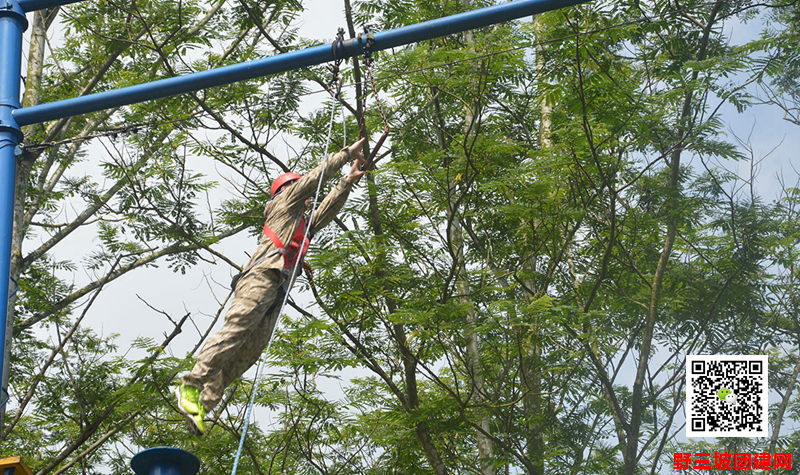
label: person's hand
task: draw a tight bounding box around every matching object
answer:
[347,137,365,162]
[346,156,367,184]
[345,138,367,184]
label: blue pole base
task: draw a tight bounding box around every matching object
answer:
[130,447,200,475]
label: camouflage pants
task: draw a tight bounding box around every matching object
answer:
[182,265,284,412]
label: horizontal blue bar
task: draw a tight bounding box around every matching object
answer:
[19,0,86,13]
[14,0,588,126]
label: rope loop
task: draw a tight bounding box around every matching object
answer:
[328,27,347,105]
[362,28,376,68]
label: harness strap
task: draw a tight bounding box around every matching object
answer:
[265,276,288,315]
[262,217,311,271]
[230,218,314,291]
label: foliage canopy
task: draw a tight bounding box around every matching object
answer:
[3,0,800,474]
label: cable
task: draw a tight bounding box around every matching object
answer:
[3,278,18,415]
[20,3,717,153]
[0,387,9,410]
[341,98,347,141]
[9,276,18,300]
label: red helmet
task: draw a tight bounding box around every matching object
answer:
[270,172,302,198]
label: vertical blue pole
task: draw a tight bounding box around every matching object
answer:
[0,0,26,407]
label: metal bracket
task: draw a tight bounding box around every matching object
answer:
[0,0,28,28]
[0,110,23,143]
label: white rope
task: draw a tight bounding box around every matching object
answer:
[230,96,341,475]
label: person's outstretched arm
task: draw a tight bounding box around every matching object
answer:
[275,138,366,212]
[310,140,367,232]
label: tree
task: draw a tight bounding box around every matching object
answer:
[3,0,799,474]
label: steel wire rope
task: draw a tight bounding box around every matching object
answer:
[18,2,718,153]
[229,83,342,475]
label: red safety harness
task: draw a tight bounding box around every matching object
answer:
[230,215,314,306]
[262,217,314,282]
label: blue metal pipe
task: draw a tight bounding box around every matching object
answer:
[0,0,27,412]
[19,0,86,13]
[14,0,588,126]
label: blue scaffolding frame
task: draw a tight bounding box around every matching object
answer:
[0,0,588,425]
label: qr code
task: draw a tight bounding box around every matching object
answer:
[686,355,768,438]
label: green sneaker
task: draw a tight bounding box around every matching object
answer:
[175,383,206,436]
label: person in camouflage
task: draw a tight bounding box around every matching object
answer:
[176,138,367,435]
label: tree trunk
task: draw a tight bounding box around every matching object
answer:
[343,2,448,472]
[460,8,494,473]
[520,14,550,475]
[1,8,50,437]
[455,215,494,475]
[625,4,723,473]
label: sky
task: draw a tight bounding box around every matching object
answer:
[50,0,799,354]
[72,0,798,363]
